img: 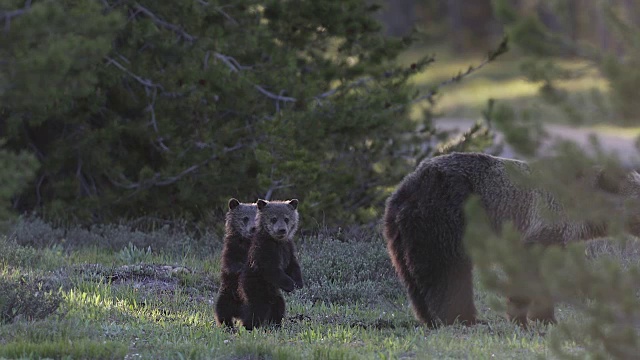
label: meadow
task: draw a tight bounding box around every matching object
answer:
[4,215,637,360]
[402,47,617,127]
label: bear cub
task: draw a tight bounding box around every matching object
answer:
[239,199,303,330]
[214,198,257,328]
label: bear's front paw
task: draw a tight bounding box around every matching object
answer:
[294,279,304,289]
[280,279,295,293]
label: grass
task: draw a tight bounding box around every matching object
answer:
[5,218,634,359]
[400,46,615,126]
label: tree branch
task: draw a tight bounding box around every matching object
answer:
[133,3,196,42]
[254,85,296,103]
[195,1,239,25]
[109,142,245,190]
[145,88,171,152]
[390,36,509,112]
[2,0,32,32]
[105,56,163,92]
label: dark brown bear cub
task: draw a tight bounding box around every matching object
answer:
[239,199,303,330]
[214,198,257,328]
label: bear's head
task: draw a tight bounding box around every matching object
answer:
[256,199,299,241]
[226,198,258,239]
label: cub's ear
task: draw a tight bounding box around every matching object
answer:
[228,198,240,210]
[257,199,268,210]
[288,199,299,210]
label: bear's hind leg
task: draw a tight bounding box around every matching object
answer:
[527,294,556,325]
[384,211,439,326]
[437,259,478,326]
[270,295,286,327]
[241,302,272,330]
[506,295,531,327]
[214,292,237,328]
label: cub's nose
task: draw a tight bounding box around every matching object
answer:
[250,226,256,233]
[278,229,287,235]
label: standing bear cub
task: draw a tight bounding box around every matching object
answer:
[239,199,303,330]
[383,152,640,328]
[214,198,257,328]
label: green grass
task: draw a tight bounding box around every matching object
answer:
[1,219,634,359]
[400,47,613,124]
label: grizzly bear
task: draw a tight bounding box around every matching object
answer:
[239,199,303,330]
[383,152,640,327]
[214,198,257,328]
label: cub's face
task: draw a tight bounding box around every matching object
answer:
[256,199,299,241]
[227,198,258,239]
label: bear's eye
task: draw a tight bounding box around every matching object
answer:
[284,217,289,224]
[242,216,249,224]
[271,217,277,224]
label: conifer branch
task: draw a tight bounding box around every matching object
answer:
[387,36,509,112]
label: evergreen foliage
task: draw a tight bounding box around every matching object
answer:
[0,141,38,225]
[463,146,640,359]
[0,0,505,227]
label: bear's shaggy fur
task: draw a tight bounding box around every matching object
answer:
[239,199,303,330]
[214,198,257,328]
[383,152,640,327]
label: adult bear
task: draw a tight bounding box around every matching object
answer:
[383,152,640,327]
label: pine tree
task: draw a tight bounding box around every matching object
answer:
[0,0,506,227]
[0,141,38,226]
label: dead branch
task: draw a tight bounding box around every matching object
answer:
[145,87,171,152]
[195,1,239,25]
[393,37,509,111]
[213,52,252,71]
[109,142,245,190]
[105,56,163,92]
[2,0,31,32]
[133,3,196,42]
[254,85,296,103]
[315,77,373,101]
[264,180,293,200]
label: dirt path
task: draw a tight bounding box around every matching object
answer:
[436,118,639,166]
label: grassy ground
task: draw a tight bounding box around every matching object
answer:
[4,218,628,360]
[400,47,615,125]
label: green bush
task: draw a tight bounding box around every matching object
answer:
[10,216,220,255]
[463,149,640,360]
[0,141,38,226]
[294,233,403,306]
[0,278,62,324]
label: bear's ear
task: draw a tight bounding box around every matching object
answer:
[288,199,299,210]
[228,198,240,210]
[257,199,268,210]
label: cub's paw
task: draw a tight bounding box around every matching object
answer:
[280,279,295,293]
